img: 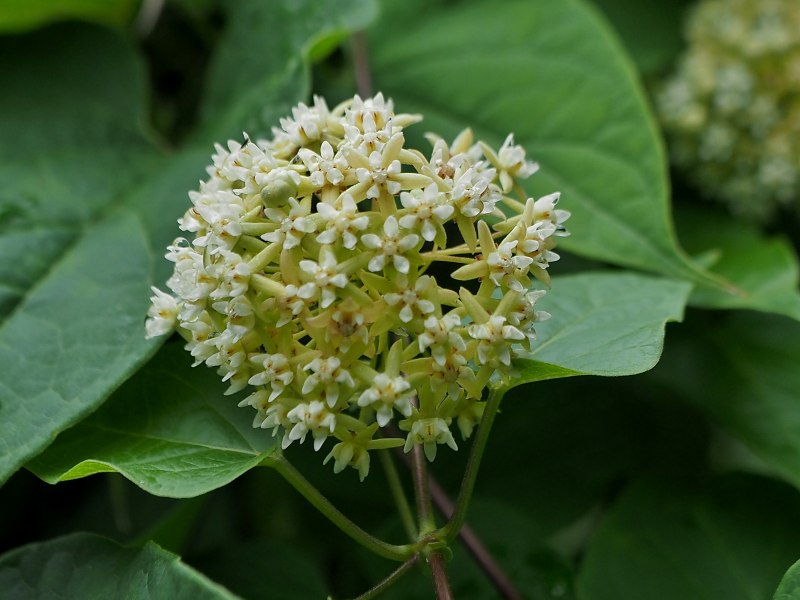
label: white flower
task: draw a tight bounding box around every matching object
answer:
[298,248,349,309]
[398,183,454,242]
[384,277,436,323]
[361,216,419,274]
[262,197,316,249]
[298,141,346,188]
[357,374,414,426]
[493,134,539,192]
[285,400,337,450]
[165,241,217,302]
[211,295,255,342]
[451,166,501,217]
[302,356,356,407]
[208,250,252,299]
[145,287,180,339]
[248,353,294,401]
[486,239,534,291]
[468,315,526,366]
[403,417,458,461]
[356,149,403,199]
[277,95,331,148]
[418,312,466,365]
[346,92,394,135]
[316,194,369,249]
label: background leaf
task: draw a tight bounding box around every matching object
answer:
[654,312,800,490]
[0,0,138,32]
[0,24,166,486]
[197,0,377,143]
[27,342,278,498]
[511,272,691,386]
[576,474,800,600]
[588,0,692,75]
[0,532,238,599]
[367,0,713,286]
[775,560,800,600]
[676,207,800,321]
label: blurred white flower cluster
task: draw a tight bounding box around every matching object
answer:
[146,93,568,479]
[657,0,800,219]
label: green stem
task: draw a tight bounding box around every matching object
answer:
[379,449,418,542]
[352,555,419,600]
[439,386,506,543]
[264,454,412,561]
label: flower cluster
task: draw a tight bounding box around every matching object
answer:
[146,93,568,480]
[657,0,800,220]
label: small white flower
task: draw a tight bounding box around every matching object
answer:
[361,216,419,274]
[357,373,414,426]
[302,356,356,407]
[451,166,501,217]
[248,353,294,401]
[403,417,458,461]
[356,149,403,199]
[278,95,331,148]
[299,141,346,188]
[208,250,252,299]
[487,239,534,291]
[384,277,436,323]
[316,194,369,249]
[468,315,526,366]
[298,248,349,308]
[418,312,466,365]
[262,197,316,249]
[285,400,337,451]
[494,134,539,191]
[398,183,454,242]
[145,287,180,339]
[165,241,217,302]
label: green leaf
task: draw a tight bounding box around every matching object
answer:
[657,312,800,490]
[775,560,800,600]
[0,532,239,599]
[197,0,377,143]
[511,272,691,386]
[0,0,137,32]
[576,475,800,600]
[677,207,800,321]
[368,0,712,285]
[0,24,167,487]
[27,342,278,498]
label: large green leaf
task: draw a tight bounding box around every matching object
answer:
[657,312,800,490]
[0,2,377,487]
[511,272,691,386]
[677,207,800,321]
[0,24,167,487]
[775,561,800,600]
[368,0,711,286]
[27,342,278,498]
[576,475,800,600]
[0,532,238,599]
